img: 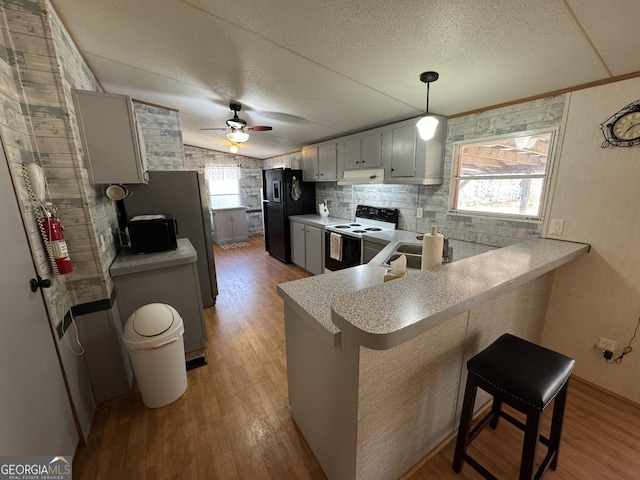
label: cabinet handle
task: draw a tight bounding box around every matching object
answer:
[362,160,365,164]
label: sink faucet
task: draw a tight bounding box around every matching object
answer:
[416,229,452,264]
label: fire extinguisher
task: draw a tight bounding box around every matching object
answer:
[43,214,73,275]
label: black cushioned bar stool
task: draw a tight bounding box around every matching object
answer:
[452,333,575,480]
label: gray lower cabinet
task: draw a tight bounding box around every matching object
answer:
[110,239,207,354]
[212,208,249,245]
[291,220,323,275]
[291,221,306,267]
[362,237,389,263]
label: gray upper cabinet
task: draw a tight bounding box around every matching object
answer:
[318,143,338,181]
[301,146,318,181]
[302,142,338,182]
[73,90,148,185]
[342,137,361,170]
[302,116,446,185]
[382,116,447,185]
[342,132,382,170]
[360,131,382,168]
[389,123,417,178]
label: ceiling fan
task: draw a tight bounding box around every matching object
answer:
[201,103,272,151]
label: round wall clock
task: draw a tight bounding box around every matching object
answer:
[600,100,640,148]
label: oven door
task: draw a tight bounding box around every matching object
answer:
[324,231,362,271]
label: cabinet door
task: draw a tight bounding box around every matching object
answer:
[343,137,361,170]
[213,211,234,244]
[74,90,148,184]
[362,239,389,263]
[318,143,337,181]
[231,208,249,242]
[291,221,306,268]
[361,131,382,168]
[390,124,417,177]
[302,147,319,181]
[304,225,323,275]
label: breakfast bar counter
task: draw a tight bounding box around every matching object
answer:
[277,238,589,480]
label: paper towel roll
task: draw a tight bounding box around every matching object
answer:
[421,226,444,271]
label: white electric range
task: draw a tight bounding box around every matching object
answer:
[324,205,399,271]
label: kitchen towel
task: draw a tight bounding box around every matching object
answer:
[330,232,343,261]
[421,226,444,270]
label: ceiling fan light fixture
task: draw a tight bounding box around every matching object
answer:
[229,143,239,154]
[416,70,440,141]
[227,130,249,143]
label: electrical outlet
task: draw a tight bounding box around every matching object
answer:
[416,207,423,218]
[549,219,565,236]
[597,337,616,352]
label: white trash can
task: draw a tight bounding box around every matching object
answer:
[123,303,187,408]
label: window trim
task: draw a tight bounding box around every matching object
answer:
[448,127,559,223]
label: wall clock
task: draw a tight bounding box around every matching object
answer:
[600,100,640,148]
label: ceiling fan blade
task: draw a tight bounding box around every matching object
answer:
[246,126,273,131]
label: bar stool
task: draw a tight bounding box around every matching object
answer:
[452,333,574,480]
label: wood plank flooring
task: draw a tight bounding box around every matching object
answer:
[73,235,640,479]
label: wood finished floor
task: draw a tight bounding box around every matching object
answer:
[73,235,640,479]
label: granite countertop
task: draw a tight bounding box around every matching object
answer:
[277,238,589,350]
[365,229,498,262]
[110,238,197,277]
[288,214,348,227]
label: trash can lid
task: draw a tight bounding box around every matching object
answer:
[123,303,184,350]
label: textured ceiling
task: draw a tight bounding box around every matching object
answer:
[50,0,640,159]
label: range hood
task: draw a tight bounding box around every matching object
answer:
[337,168,384,186]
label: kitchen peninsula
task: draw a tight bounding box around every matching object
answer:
[277,238,589,480]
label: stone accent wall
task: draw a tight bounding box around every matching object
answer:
[133,102,186,171]
[418,95,567,247]
[310,94,568,246]
[184,145,265,235]
[0,0,104,439]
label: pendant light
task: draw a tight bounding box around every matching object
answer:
[416,71,440,141]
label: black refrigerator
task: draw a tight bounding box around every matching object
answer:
[262,168,315,263]
[122,171,218,307]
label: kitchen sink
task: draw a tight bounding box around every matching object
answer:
[384,252,423,270]
[382,240,497,270]
[394,244,423,255]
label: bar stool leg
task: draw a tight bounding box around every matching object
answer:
[452,373,478,473]
[489,397,502,429]
[519,409,540,480]
[549,380,570,470]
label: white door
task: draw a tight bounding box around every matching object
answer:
[0,146,78,455]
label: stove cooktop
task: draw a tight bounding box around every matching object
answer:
[325,205,399,238]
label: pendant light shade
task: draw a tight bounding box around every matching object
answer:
[416,71,440,141]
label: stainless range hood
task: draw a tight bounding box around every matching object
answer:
[337,168,384,186]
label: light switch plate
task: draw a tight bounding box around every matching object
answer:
[416,207,423,218]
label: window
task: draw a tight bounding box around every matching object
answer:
[450,130,556,220]
[205,165,241,208]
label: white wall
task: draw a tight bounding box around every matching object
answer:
[542,76,640,404]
